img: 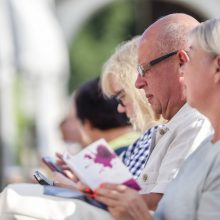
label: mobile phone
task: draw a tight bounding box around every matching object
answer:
[42,156,64,175]
[33,170,54,186]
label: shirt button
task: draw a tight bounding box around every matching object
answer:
[142,174,148,182]
[159,128,166,135]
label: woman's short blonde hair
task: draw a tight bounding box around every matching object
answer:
[189,18,220,55]
[101,36,162,132]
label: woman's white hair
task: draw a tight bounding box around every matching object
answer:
[189,18,220,55]
[101,36,162,132]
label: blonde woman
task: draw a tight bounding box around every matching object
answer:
[101,36,160,132]
[101,37,163,178]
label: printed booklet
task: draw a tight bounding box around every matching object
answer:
[63,139,141,191]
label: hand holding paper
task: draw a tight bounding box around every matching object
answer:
[63,139,141,191]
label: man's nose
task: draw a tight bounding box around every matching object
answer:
[135,74,145,89]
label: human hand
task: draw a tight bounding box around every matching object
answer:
[55,152,79,182]
[95,183,152,220]
[53,171,89,192]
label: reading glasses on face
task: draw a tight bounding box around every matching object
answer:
[137,50,178,76]
[114,90,125,107]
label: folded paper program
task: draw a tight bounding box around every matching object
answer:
[63,139,141,191]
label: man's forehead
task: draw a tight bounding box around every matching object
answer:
[137,38,156,63]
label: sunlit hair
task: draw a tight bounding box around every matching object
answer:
[189,18,220,56]
[101,36,162,132]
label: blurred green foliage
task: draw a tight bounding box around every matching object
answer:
[68,0,137,92]
[14,76,36,165]
[13,75,25,164]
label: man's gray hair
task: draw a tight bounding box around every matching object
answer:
[190,18,220,55]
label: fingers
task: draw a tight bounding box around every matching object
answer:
[53,171,84,191]
[76,181,89,192]
[55,152,63,160]
[53,172,75,188]
[64,170,80,182]
[95,194,119,208]
[98,189,118,200]
[55,152,66,167]
[53,172,73,185]
[99,183,127,192]
[95,184,127,201]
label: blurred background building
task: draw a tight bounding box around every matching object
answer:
[0,0,219,189]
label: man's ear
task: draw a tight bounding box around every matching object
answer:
[178,50,189,66]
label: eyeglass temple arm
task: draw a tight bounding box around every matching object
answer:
[150,51,178,66]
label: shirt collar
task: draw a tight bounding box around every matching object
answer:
[163,103,197,131]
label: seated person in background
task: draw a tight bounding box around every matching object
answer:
[58,94,89,154]
[73,77,140,155]
[60,77,140,156]
[54,77,138,183]
[54,77,139,188]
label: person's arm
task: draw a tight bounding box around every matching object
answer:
[142,193,163,211]
[96,183,153,220]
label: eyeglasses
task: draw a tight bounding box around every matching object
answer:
[137,51,178,76]
[114,90,125,107]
